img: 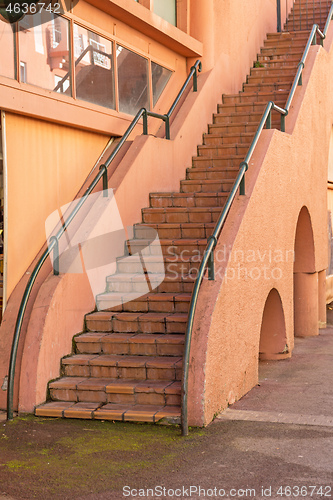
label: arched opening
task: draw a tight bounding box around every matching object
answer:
[293,206,318,337]
[259,288,289,360]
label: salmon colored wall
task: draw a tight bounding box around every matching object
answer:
[187,31,332,425]
[5,113,109,297]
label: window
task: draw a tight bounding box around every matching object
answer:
[0,18,15,79]
[154,0,176,26]
[117,45,149,115]
[18,12,70,94]
[74,25,115,109]
[1,15,173,115]
[152,62,172,106]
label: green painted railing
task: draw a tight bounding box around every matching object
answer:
[181,5,333,436]
[6,60,202,421]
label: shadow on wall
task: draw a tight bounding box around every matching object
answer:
[259,288,289,360]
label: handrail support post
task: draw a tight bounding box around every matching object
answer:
[192,65,198,92]
[266,110,272,129]
[165,115,170,140]
[99,164,108,198]
[239,162,248,196]
[50,236,59,276]
[143,109,148,135]
[207,236,218,281]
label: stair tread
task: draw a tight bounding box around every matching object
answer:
[50,376,181,394]
[95,291,192,302]
[87,311,188,321]
[63,353,182,367]
[36,401,181,422]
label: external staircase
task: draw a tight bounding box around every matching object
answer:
[35,1,331,424]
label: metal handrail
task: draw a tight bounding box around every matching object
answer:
[53,45,113,93]
[6,59,202,420]
[181,5,333,436]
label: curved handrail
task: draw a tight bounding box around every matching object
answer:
[181,5,333,436]
[6,59,202,420]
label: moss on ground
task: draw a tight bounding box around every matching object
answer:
[0,415,206,499]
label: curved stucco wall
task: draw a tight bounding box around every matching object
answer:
[188,32,332,426]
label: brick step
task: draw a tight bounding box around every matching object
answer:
[202,131,253,146]
[287,9,330,19]
[142,206,222,224]
[196,143,249,158]
[186,167,239,181]
[217,100,285,115]
[117,253,201,275]
[192,154,244,168]
[266,30,311,40]
[149,191,229,207]
[86,311,188,334]
[180,178,236,192]
[246,73,295,85]
[48,377,181,406]
[134,221,215,240]
[62,353,183,380]
[222,90,290,104]
[96,289,191,313]
[207,122,259,135]
[263,38,307,49]
[249,66,297,78]
[260,46,304,57]
[257,54,300,65]
[36,401,181,423]
[242,82,292,93]
[126,237,207,257]
[106,271,196,294]
[290,5,330,13]
[75,331,185,355]
[213,111,281,126]
[284,20,328,30]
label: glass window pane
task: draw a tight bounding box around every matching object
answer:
[154,0,176,26]
[151,62,172,107]
[0,19,15,79]
[74,24,115,109]
[117,45,149,115]
[18,12,71,94]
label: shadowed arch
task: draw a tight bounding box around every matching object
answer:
[293,206,318,337]
[259,288,289,360]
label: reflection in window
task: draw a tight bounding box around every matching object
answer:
[18,12,70,94]
[152,62,172,107]
[117,45,149,115]
[20,62,27,83]
[154,0,176,26]
[74,24,115,109]
[0,19,15,79]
